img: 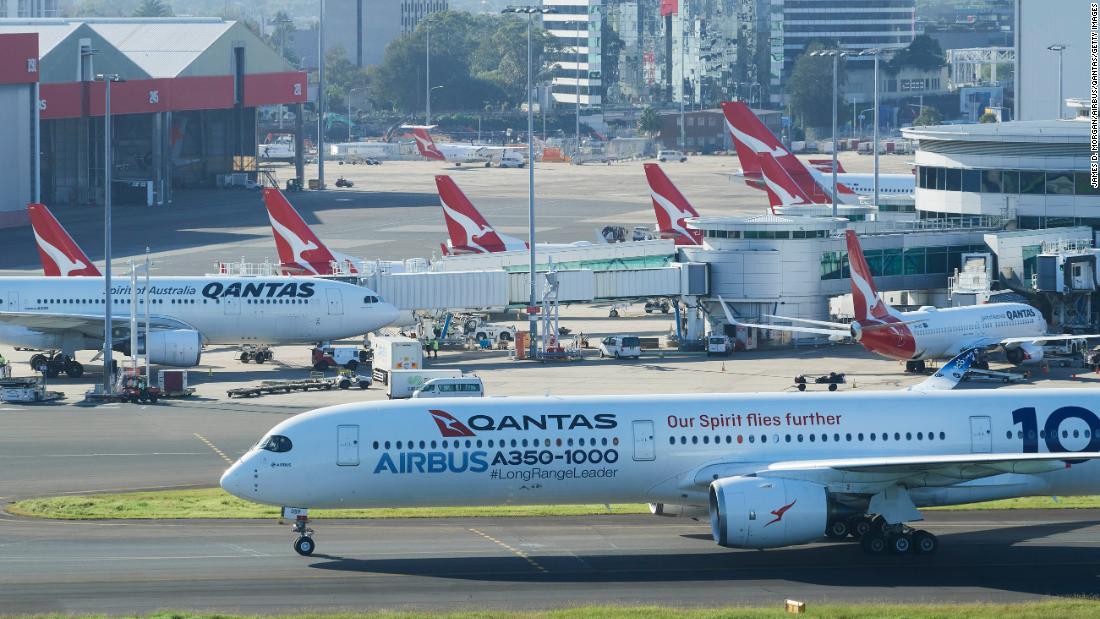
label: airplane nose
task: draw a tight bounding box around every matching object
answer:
[381,302,400,326]
[220,461,245,498]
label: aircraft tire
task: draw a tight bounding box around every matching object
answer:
[293,536,315,556]
[30,354,47,370]
[912,530,938,555]
[849,517,873,539]
[609,309,619,318]
[65,361,84,379]
[825,520,849,539]
[239,352,250,363]
[860,533,888,556]
[888,534,911,555]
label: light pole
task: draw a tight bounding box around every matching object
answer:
[425,23,431,124]
[858,47,901,209]
[95,73,123,394]
[317,0,326,190]
[575,42,581,155]
[347,87,362,142]
[1047,44,1067,119]
[810,49,847,217]
[679,16,686,152]
[503,5,555,360]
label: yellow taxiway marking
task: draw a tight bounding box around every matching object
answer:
[469,527,548,573]
[194,433,233,464]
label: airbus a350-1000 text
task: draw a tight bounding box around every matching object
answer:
[221,388,1100,557]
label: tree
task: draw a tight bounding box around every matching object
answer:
[637,107,660,135]
[266,11,299,66]
[788,43,847,131]
[133,0,172,17]
[886,35,945,73]
[913,106,943,126]
[320,45,369,112]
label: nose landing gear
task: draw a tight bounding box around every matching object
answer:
[291,515,315,556]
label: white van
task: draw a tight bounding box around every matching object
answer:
[411,376,485,399]
[598,336,642,359]
[657,149,687,163]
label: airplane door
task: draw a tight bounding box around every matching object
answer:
[223,296,240,315]
[632,420,655,461]
[7,292,17,311]
[326,289,343,315]
[337,425,359,466]
[969,416,992,453]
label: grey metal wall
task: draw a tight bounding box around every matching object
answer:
[0,83,32,226]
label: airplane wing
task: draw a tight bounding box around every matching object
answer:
[906,348,976,392]
[765,451,1099,480]
[0,311,196,339]
[764,314,850,329]
[999,334,1100,346]
[717,296,851,338]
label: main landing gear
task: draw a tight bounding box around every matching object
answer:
[829,515,938,556]
[29,353,83,378]
[291,515,316,556]
[239,346,274,364]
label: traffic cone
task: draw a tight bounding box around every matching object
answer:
[721,362,726,372]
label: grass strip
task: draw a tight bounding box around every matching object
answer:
[8,488,1100,520]
[4,601,1100,619]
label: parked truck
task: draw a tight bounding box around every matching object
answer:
[387,369,463,399]
[369,335,425,385]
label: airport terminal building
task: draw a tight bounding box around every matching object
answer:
[0,18,307,227]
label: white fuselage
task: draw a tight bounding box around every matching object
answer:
[0,276,399,350]
[898,302,1047,361]
[220,389,1100,510]
[813,170,915,201]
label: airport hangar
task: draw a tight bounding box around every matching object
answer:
[0,18,307,227]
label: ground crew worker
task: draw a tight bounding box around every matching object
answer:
[431,339,440,359]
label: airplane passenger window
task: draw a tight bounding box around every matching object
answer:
[260,435,293,453]
[680,436,686,445]
[917,432,923,440]
[858,433,864,441]
[906,433,912,441]
[939,432,946,440]
[703,435,710,444]
[809,434,816,442]
[669,437,675,445]
[894,433,901,441]
[785,435,791,443]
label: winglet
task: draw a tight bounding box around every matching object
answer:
[27,203,101,277]
[908,349,977,392]
[717,296,740,326]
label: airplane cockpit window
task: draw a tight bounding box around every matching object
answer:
[363,296,379,304]
[259,435,293,453]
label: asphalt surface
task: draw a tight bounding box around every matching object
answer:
[2,510,1099,613]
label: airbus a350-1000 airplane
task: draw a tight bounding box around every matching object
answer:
[221,387,1100,557]
[0,277,398,377]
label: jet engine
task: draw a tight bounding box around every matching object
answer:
[116,329,203,367]
[1005,342,1044,366]
[709,477,828,549]
[649,502,708,519]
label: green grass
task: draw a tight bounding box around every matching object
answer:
[6,488,649,520]
[8,488,1100,521]
[3,601,1100,619]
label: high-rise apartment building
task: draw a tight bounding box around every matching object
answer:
[324,0,447,68]
[543,0,602,107]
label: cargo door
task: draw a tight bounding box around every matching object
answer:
[7,292,18,311]
[969,416,992,453]
[337,424,359,466]
[326,289,343,315]
[632,419,655,461]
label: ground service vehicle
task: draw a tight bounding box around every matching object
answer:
[312,346,370,371]
[386,369,463,399]
[411,376,484,399]
[598,336,642,359]
[657,150,687,163]
[707,335,733,356]
[369,335,425,384]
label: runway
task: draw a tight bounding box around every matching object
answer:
[2,510,1100,614]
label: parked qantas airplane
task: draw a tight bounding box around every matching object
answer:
[221,382,1100,557]
[407,126,519,167]
[724,230,1098,372]
[0,276,398,377]
[721,101,914,203]
[264,188,366,275]
[27,203,101,277]
[643,164,702,246]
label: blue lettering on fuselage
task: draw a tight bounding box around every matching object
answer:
[373,451,490,474]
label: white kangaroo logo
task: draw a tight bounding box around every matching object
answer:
[725,118,789,158]
[268,213,321,275]
[440,197,495,253]
[33,229,91,276]
[414,132,444,158]
[650,190,699,245]
[761,168,810,206]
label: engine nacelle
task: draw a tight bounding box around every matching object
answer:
[145,329,202,367]
[649,502,708,519]
[1006,342,1044,366]
[709,477,828,549]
